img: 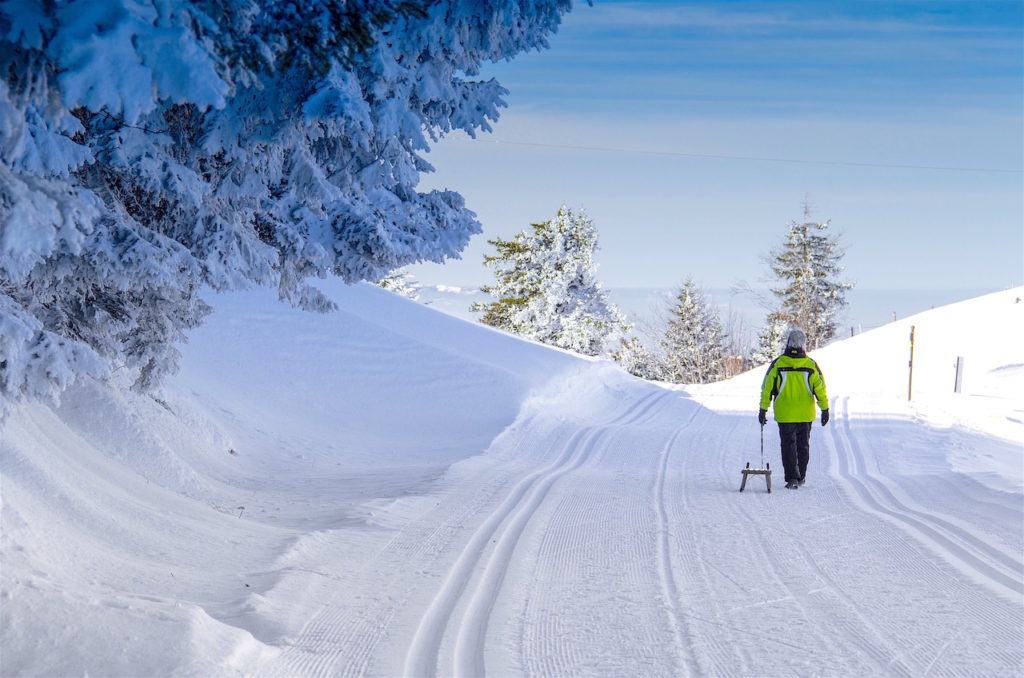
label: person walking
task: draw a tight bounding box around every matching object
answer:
[758,328,829,489]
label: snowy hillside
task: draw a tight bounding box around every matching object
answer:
[1,282,1021,676]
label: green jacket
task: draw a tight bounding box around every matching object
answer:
[759,348,829,423]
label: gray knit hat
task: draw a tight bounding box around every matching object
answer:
[786,328,807,350]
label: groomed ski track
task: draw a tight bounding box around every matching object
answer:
[256,380,1023,678]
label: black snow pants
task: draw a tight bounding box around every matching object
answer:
[778,421,812,483]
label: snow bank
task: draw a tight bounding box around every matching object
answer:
[809,287,1023,490]
[0,280,588,675]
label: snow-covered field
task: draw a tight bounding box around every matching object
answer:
[2,281,1021,676]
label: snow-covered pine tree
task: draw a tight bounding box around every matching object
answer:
[768,203,853,349]
[614,336,664,381]
[377,269,420,301]
[750,310,790,365]
[472,205,629,356]
[0,0,576,414]
[660,278,726,384]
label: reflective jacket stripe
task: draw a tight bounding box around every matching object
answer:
[759,356,829,422]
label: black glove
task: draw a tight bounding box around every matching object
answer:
[821,409,829,426]
[758,409,767,426]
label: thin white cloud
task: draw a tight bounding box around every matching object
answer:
[578,2,1020,38]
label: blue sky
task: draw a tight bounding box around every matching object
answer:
[412,0,1023,291]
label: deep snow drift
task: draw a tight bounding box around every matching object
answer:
[1,281,1021,676]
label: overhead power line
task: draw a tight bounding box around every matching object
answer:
[463,138,1022,174]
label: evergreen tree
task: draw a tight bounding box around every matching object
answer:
[768,203,853,349]
[660,278,725,384]
[0,0,577,414]
[750,310,789,365]
[614,336,664,381]
[377,269,420,301]
[472,206,629,356]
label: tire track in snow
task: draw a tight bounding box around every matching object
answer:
[449,425,603,678]
[747,425,918,675]
[679,407,909,675]
[830,396,1024,601]
[404,389,672,677]
[706,433,874,671]
[652,410,702,676]
[780,523,917,676]
[671,394,1021,675]
[653,405,825,674]
[519,487,647,675]
[670,408,766,675]
[818,399,1024,673]
[258,415,549,678]
[268,489,499,678]
[515,392,690,676]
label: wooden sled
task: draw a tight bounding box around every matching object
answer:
[739,461,771,493]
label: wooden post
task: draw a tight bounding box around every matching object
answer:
[908,325,916,401]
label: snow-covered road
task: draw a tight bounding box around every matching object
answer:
[242,380,1021,677]
[2,284,1021,676]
